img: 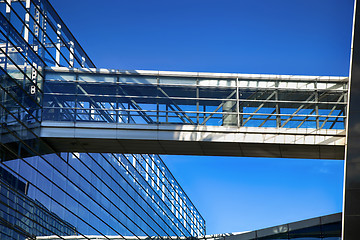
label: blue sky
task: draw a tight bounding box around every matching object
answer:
[52,0,353,235]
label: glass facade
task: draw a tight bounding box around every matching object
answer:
[43,69,347,129]
[0,0,204,239]
[1,153,205,239]
[1,167,77,238]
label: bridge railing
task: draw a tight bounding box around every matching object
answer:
[43,68,348,130]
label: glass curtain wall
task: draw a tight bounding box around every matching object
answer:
[43,70,348,130]
[0,0,205,239]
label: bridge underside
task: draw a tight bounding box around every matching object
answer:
[40,121,345,159]
[44,138,345,159]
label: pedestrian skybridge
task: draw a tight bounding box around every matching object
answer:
[27,67,346,160]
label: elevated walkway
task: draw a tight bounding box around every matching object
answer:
[37,67,347,159]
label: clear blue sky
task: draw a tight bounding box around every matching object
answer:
[52,0,353,235]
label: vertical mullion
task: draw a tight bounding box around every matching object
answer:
[75,73,78,122]
[315,82,319,129]
[127,102,130,123]
[196,79,199,125]
[166,104,169,124]
[157,77,159,124]
[24,0,31,43]
[116,76,119,123]
[55,24,61,67]
[5,0,11,19]
[236,77,240,127]
[275,81,280,128]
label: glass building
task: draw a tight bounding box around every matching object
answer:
[0,0,204,239]
[0,0,346,239]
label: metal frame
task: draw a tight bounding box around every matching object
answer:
[43,68,348,131]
